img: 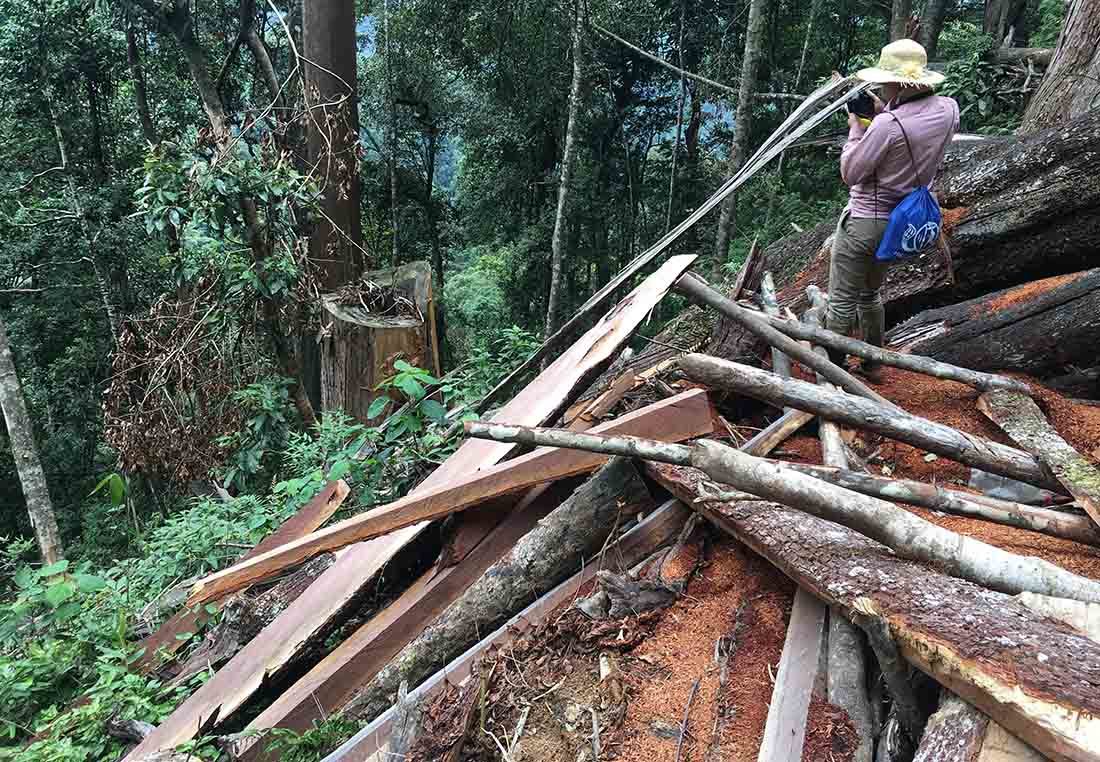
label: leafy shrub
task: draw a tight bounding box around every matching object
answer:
[1030,0,1065,48]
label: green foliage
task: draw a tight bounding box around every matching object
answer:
[936,21,996,61]
[1030,0,1066,48]
[218,376,296,491]
[936,22,1030,135]
[260,717,363,762]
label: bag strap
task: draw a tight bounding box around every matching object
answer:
[885,112,925,186]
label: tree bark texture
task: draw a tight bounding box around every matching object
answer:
[713,0,770,261]
[0,317,62,564]
[303,0,362,288]
[918,0,950,59]
[884,269,1100,380]
[978,389,1100,529]
[649,462,1100,762]
[891,0,913,41]
[983,0,1026,44]
[912,693,989,762]
[679,354,1063,492]
[708,108,1100,362]
[1020,0,1100,133]
[338,458,654,724]
[545,0,585,335]
[126,17,158,145]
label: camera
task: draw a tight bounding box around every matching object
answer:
[847,92,877,119]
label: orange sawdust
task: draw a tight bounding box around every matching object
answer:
[776,434,824,464]
[1028,380,1100,461]
[613,538,793,762]
[802,694,859,762]
[983,271,1085,314]
[940,205,968,233]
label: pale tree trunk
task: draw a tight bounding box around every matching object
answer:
[0,317,63,564]
[545,0,584,335]
[384,0,399,267]
[918,0,949,58]
[890,0,912,41]
[1020,0,1100,133]
[665,0,686,232]
[304,0,363,288]
[125,15,158,145]
[713,0,769,262]
[240,0,281,104]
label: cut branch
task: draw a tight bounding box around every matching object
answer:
[676,274,902,411]
[463,425,1100,603]
[680,354,1063,492]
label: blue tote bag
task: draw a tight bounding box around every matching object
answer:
[874,114,943,262]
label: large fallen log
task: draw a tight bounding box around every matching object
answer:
[121,257,698,762]
[462,424,1100,603]
[709,109,1100,361]
[978,389,1100,528]
[188,389,712,603]
[647,463,1100,762]
[885,270,1100,379]
[333,457,655,725]
[316,499,691,762]
[679,354,1064,492]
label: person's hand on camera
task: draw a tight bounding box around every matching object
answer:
[848,111,865,130]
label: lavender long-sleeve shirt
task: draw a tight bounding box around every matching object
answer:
[841,93,960,219]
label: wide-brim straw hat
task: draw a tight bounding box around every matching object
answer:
[856,39,946,87]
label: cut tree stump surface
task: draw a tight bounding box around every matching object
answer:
[649,462,1100,762]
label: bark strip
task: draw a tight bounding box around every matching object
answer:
[978,389,1100,529]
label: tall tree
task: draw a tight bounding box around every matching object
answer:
[125,14,158,145]
[918,0,950,59]
[1020,0,1100,133]
[890,0,912,41]
[0,316,63,564]
[545,0,585,335]
[983,0,1026,45]
[713,0,770,263]
[304,0,363,289]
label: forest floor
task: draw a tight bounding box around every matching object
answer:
[412,367,1100,762]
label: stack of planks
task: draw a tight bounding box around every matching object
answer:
[460,271,1100,762]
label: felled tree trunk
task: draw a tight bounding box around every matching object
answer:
[708,109,1100,361]
[885,269,1100,379]
[336,457,655,724]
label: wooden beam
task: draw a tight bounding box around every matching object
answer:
[121,258,700,762]
[648,462,1100,762]
[756,588,826,761]
[978,389,1100,529]
[680,354,1063,492]
[188,389,713,604]
[317,500,692,762]
[740,410,814,456]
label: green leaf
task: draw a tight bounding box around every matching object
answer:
[329,460,351,481]
[419,399,446,422]
[44,581,74,607]
[38,560,69,577]
[396,376,424,400]
[74,573,107,593]
[393,360,415,373]
[366,396,390,420]
[204,603,220,615]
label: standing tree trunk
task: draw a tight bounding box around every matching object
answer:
[1020,0,1100,133]
[303,0,362,289]
[712,0,769,262]
[918,0,949,58]
[983,0,1026,45]
[890,0,913,41]
[544,0,585,335]
[125,16,157,146]
[665,0,687,232]
[0,317,63,564]
[383,0,399,267]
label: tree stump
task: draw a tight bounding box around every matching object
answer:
[320,261,441,423]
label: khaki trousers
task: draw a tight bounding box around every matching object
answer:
[826,210,890,350]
